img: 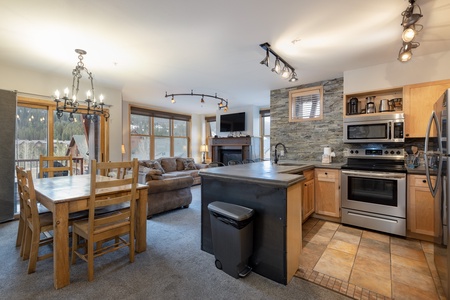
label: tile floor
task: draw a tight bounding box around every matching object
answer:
[295,217,448,300]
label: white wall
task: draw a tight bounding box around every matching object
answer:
[0,64,124,161]
[216,105,260,137]
[344,50,450,94]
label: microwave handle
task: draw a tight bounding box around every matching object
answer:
[388,121,392,140]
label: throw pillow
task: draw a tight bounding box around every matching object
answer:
[183,158,197,170]
[146,160,165,174]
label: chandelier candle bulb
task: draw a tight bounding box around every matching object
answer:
[64,88,69,97]
[99,94,104,103]
[55,90,60,99]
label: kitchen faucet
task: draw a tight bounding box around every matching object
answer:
[274,143,287,164]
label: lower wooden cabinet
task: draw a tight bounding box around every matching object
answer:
[407,174,440,239]
[302,169,315,222]
[314,168,341,218]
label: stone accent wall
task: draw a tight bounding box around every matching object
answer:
[270,77,344,162]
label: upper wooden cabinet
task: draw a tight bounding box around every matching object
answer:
[403,79,450,138]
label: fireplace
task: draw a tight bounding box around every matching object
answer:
[209,136,259,164]
[220,149,242,166]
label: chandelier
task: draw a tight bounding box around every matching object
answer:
[398,0,423,62]
[259,42,298,82]
[165,90,229,112]
[53,49,109,121]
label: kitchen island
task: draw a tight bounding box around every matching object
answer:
[199,161,312,284]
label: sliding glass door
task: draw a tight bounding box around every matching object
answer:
[14,97,107,216]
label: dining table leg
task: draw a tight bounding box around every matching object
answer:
[136,189,148,252]
[52,202,70,289]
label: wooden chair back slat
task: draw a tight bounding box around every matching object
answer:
[39,155,73,178]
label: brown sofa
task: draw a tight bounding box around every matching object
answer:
[138,157,207,217]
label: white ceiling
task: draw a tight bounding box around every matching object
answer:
[1,0,449,114]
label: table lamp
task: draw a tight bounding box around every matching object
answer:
[200,144,208,164]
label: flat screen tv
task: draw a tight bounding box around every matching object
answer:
[220,112,246,132]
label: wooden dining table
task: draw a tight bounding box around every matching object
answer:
[33,174,148,289]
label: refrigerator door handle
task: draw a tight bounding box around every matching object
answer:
[425,111,443,197]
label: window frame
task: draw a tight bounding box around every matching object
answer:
[130,105,191,160]
[288,86,324,122]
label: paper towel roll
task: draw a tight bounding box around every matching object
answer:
[324,147,331,155]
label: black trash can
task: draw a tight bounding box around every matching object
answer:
[208,201,254,278]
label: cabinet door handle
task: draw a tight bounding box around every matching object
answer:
[423,180,427,183]
[325,172,328,175]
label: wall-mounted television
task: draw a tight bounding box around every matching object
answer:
[220,112,246,132]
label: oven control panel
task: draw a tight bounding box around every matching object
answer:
[344,147,405,159]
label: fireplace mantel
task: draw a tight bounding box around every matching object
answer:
[211,136,251,146]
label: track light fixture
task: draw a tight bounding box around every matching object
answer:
[165,90,229,112]
[398,0,423,62]
[259,42,298,82]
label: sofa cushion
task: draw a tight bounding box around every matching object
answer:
[160,157,177,173]
[176,158,186,171]
[145,160,165,174]
[183,158,197,170]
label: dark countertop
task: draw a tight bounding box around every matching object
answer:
[199,161,308,187]
[199,160,345,187]
[406,165,439,176]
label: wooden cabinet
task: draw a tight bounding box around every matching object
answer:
[302,169,315,222]
[407,174,440,239]
[314,168,341,218]
[403,79,450,138]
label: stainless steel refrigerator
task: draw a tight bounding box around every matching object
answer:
[425,88,450,297]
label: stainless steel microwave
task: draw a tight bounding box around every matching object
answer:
[343,113,405,143]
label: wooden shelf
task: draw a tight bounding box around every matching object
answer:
[343,87,403,117]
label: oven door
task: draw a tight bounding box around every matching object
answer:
[344,120,391,143]
[341,170,406,218]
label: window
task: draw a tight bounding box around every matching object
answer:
[130,107,191,160]
[205,116,216,160]
[15,97,108,214]
[289,86,323,122]
[260,109,270,160]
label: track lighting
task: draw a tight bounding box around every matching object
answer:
[288,72,298,82]
[259,42,298,82]
[398,0,423,62]
[260,48,269,67]
[165,90,229,111]
[272,57,281,74]
[281,65,291,79]
[398,42,420,62]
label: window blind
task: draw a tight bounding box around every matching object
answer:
[292,93,321,119]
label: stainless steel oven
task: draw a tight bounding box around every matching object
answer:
[343,113,405,144]
[341,147,407,236]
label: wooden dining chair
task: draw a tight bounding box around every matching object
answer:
[39,155,73,178]
[208,161,225,168]
[104,161,131,179]
[15,166,27,256]
[17,167,54,274]
[71,158,139,281]
[242,159,255,164]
